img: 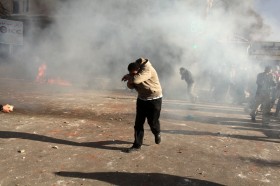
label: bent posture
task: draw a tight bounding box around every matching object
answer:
[122,58,163,153]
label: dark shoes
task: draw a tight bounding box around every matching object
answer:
[250,113,256,122]
[126,134,161,153]
[155,133,161,144]
[125,146,141,153]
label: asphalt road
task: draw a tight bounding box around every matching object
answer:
[0,79,279,186]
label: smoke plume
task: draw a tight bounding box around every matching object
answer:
[3,0,279,101]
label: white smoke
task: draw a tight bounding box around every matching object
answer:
[5,0,279,101]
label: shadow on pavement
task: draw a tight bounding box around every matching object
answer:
[0,131,131,151]
[163,101,246,115]
[162,112,280,142]
[232,126,280,139]
[239,157,280,167]
[161,130,280,144]
[55,171,225,186]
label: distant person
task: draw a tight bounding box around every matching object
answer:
[179,67,197,103]
[122,58,162,153]
[250,66,276,125]
[1,104,14,113]
[270,65,280,109]
[270,65,280,116]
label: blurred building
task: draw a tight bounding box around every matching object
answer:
[0,0,279,64]
[1,0,58,27]
[248,41,280,64]
[201,0,280,65]
[0,0,56,16]
[0,0,59,57]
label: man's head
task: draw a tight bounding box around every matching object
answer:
[264,66,272,73]
[179,67,185,74]
[135,58,148,66]
[128,62,140,75]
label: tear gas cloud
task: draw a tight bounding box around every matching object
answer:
[7,0,279,100]
[254,0,280,41]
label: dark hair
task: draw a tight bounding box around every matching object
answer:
[128,62,139,71]
[265,66,272,72]
[180,67,185,71]
[135,58,147,64]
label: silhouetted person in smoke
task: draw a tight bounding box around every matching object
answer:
[250,66,276,125]
[271,65,280,115]
[179,67,197,103]
[122,58,162,153]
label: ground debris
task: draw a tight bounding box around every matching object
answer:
[17,149,25,153]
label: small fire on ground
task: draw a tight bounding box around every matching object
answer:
[36,64,72,86]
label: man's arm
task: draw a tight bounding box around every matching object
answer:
[127,81,135,89]
[271,74,277,87]
[122,74,131,82]
[132,65,151,84]
[122,74,135,89]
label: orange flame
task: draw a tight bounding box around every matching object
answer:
[36,63,47,83]
[47,77,72,86]
[35,64,72,86]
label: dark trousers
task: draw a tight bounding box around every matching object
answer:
[133,98,162,147]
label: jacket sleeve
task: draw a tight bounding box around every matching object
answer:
[127,81,135,89]
[0,105,2,111]
[271,75,277,87]
[132,65,151,84]
[180,73,184,80]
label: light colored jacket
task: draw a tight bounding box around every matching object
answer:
[127,60,162,100]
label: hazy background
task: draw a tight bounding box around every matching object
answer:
[255,0,280,41]
[3,0,280,101]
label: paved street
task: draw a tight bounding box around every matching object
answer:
[0,79,279,186]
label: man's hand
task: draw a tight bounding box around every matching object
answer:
[2,104,14,113]
[122,74,132,82]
